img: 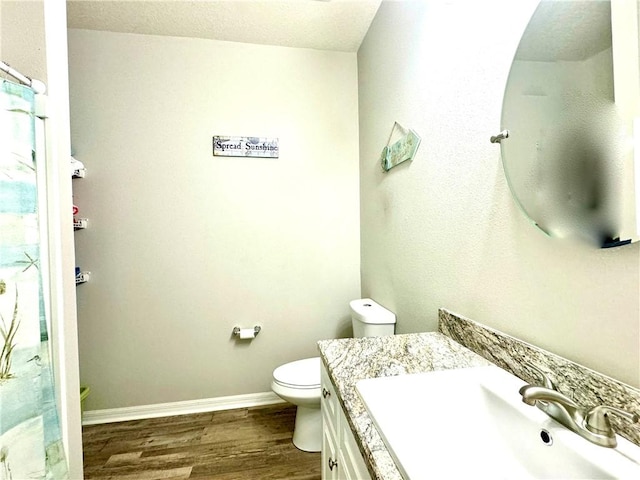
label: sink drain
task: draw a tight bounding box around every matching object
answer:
[540,429,553,446]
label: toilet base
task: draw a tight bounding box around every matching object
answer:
[292,404,322,452]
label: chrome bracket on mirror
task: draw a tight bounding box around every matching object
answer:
[490,130,509,144]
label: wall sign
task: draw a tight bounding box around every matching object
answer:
[380,122,421,172]
[213,136,279,158]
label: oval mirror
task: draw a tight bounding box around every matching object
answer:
[499,0,639,248]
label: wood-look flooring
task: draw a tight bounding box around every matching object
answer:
[82,403,321,480]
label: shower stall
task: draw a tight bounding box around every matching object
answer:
[1,23,82,474]
[0,61,71,479]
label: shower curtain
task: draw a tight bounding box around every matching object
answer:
[0,79,68,479]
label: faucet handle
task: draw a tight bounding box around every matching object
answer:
[525,362,556,390]
[585,405,640,435]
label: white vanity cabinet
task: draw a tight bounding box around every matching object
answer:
[321,364,372,480]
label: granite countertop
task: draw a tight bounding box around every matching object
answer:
[317,332,492,480]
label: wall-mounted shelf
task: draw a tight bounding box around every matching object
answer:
[75,271,90,285]
[73,218,88,230]
[71,156,86,178]
[71,155,91,286]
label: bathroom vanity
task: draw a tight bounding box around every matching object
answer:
[321,364,371,480]
[318,309,640,480]
[318,327,492,479]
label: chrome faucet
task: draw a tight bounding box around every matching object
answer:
[518,364,639,448]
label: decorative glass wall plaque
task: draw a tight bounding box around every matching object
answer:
[381,122,421,172]
[213,136,279,158]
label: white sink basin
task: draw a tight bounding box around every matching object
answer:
[356,366,640,479]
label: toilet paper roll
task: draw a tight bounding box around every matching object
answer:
[239,328,256,339]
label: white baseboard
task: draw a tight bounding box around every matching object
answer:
[82,391,285,426]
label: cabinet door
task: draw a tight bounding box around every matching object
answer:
[322,364,340,480]
[321,366,339,425]
[321,364,371,480]
[322,414,339,480]
[338,407,371,480]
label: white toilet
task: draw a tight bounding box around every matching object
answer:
[271,298,396,452]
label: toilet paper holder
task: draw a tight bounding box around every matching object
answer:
[232,325,261,339]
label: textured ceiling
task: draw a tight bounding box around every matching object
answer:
[66,0,382,52]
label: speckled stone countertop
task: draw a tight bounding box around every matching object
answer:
[439,308,640,446]
[317,332,491,480]
[318,310,640,479]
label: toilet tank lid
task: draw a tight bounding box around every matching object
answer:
[350,298,396,324]
[273,357,320,388]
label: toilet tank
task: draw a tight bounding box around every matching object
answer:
[350,298,396,338]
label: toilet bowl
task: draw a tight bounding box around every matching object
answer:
[271,298,396,453]
[271,357,321,452]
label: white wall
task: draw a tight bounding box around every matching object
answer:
[68,29,361,409]
[358,0,639,387]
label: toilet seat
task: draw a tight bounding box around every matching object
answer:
[272,357,320,389]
